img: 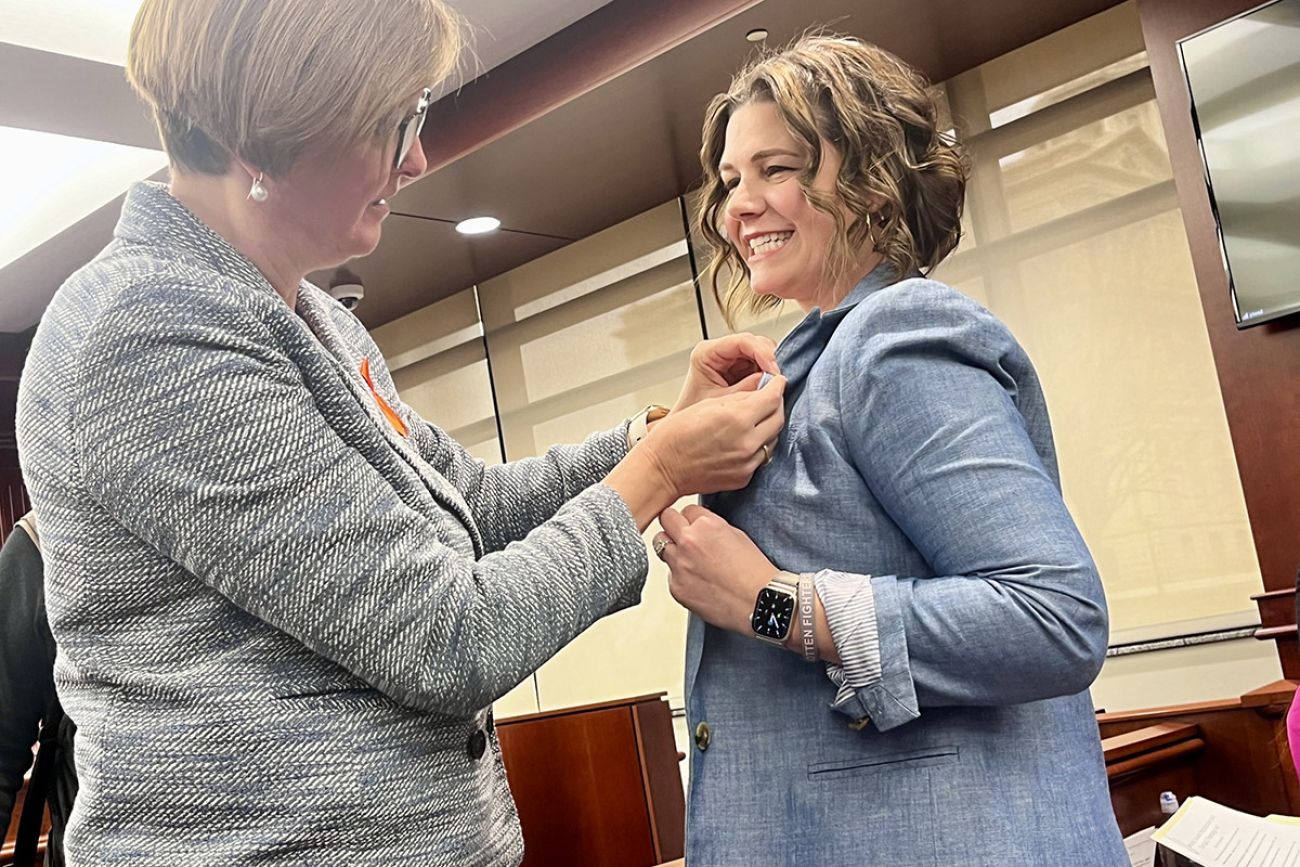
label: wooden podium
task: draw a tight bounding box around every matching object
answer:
[1100,680,1300,835]
[1,778,49,867]
[497,692,685,867]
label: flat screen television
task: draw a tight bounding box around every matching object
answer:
[1177,0,1300,328]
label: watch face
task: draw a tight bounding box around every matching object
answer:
[752,587,795,640]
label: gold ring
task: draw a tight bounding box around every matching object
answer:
[760,443,773,467]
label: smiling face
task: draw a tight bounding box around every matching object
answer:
[697,37,969,326]
[718,101,881,313]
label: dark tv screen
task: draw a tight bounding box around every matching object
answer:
[1178,0,1300,328]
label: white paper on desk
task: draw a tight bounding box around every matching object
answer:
[1154,797,1300,867]
[1125,826,1157,867]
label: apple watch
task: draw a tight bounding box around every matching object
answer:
[751,570,800,647]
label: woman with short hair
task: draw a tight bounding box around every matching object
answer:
[16,1,784,863]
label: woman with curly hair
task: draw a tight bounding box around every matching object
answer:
[653,35,1127,865]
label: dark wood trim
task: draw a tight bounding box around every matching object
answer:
[1099,682,1300,826]
[498,691,668,724]
[1107,737,1206,781]
[630,707,664,864]
[1137,0,1300,676]
[0,468,31,547]
[1103,721,1202,835]
[421,0,760,171]
[1097,697,1244,725]
[1239,679,1300,708]
[1254,587,1297,636]
[1281,642,1300,681]
[1256,625,1298,642]
[2,775,49,865]
[1103,722,1202,764]
[0,831,49,865]
[631,699,686,864]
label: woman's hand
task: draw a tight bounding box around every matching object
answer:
[655,505,777,634]
[641,376,785,499]
[673,334,780,411]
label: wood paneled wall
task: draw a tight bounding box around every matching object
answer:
[0,468,30,547]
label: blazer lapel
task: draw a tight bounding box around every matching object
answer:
[293,288,485,555]
[687,267,908,703]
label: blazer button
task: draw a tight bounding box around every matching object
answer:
[467,728,488,760]
[694,721,711,752]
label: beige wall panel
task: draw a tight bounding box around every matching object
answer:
[480,199,704,711]
[370,3,1266,719]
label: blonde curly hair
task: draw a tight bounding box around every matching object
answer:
[696,34,969,323]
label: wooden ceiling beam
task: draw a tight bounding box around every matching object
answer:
[0,43,156,150]
[422,0,761,171]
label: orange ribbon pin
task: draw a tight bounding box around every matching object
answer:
[359,357,409,437]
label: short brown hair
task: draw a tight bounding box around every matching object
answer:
[127,0,463,177]
[697,35,969,323]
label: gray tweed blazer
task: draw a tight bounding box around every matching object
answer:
[16,181,649,866]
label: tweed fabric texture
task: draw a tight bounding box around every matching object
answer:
[16,181,649,866]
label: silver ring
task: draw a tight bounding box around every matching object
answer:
[652,534,672,559]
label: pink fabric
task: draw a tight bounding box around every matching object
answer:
[1287,688,1300,781]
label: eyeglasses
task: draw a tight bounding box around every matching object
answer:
[393,87,432,170]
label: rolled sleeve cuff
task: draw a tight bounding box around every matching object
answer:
[815,569,880,721]
[815,571,920,731]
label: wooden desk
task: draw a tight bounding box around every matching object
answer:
[2,775,49,867]
[1100,680,1300,834]
[1103,722,1204,835]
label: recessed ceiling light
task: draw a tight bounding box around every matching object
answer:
[0,125,166,272]
[455,216,500,235]
[745,28,769,43]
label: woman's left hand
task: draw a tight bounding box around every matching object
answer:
[673,334,780,411]
[656,504,777,634]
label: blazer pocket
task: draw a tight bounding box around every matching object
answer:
[807,745,959,782]
[273,686,393,710]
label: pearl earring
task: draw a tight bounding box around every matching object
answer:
[248,172,269,203]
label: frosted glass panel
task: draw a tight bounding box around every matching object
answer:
[944,3,1261,641]
[1001,212,1260,635]
[480,201,705,711]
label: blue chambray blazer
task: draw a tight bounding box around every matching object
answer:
[685,266,1128,866]
[16,182,648,866]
